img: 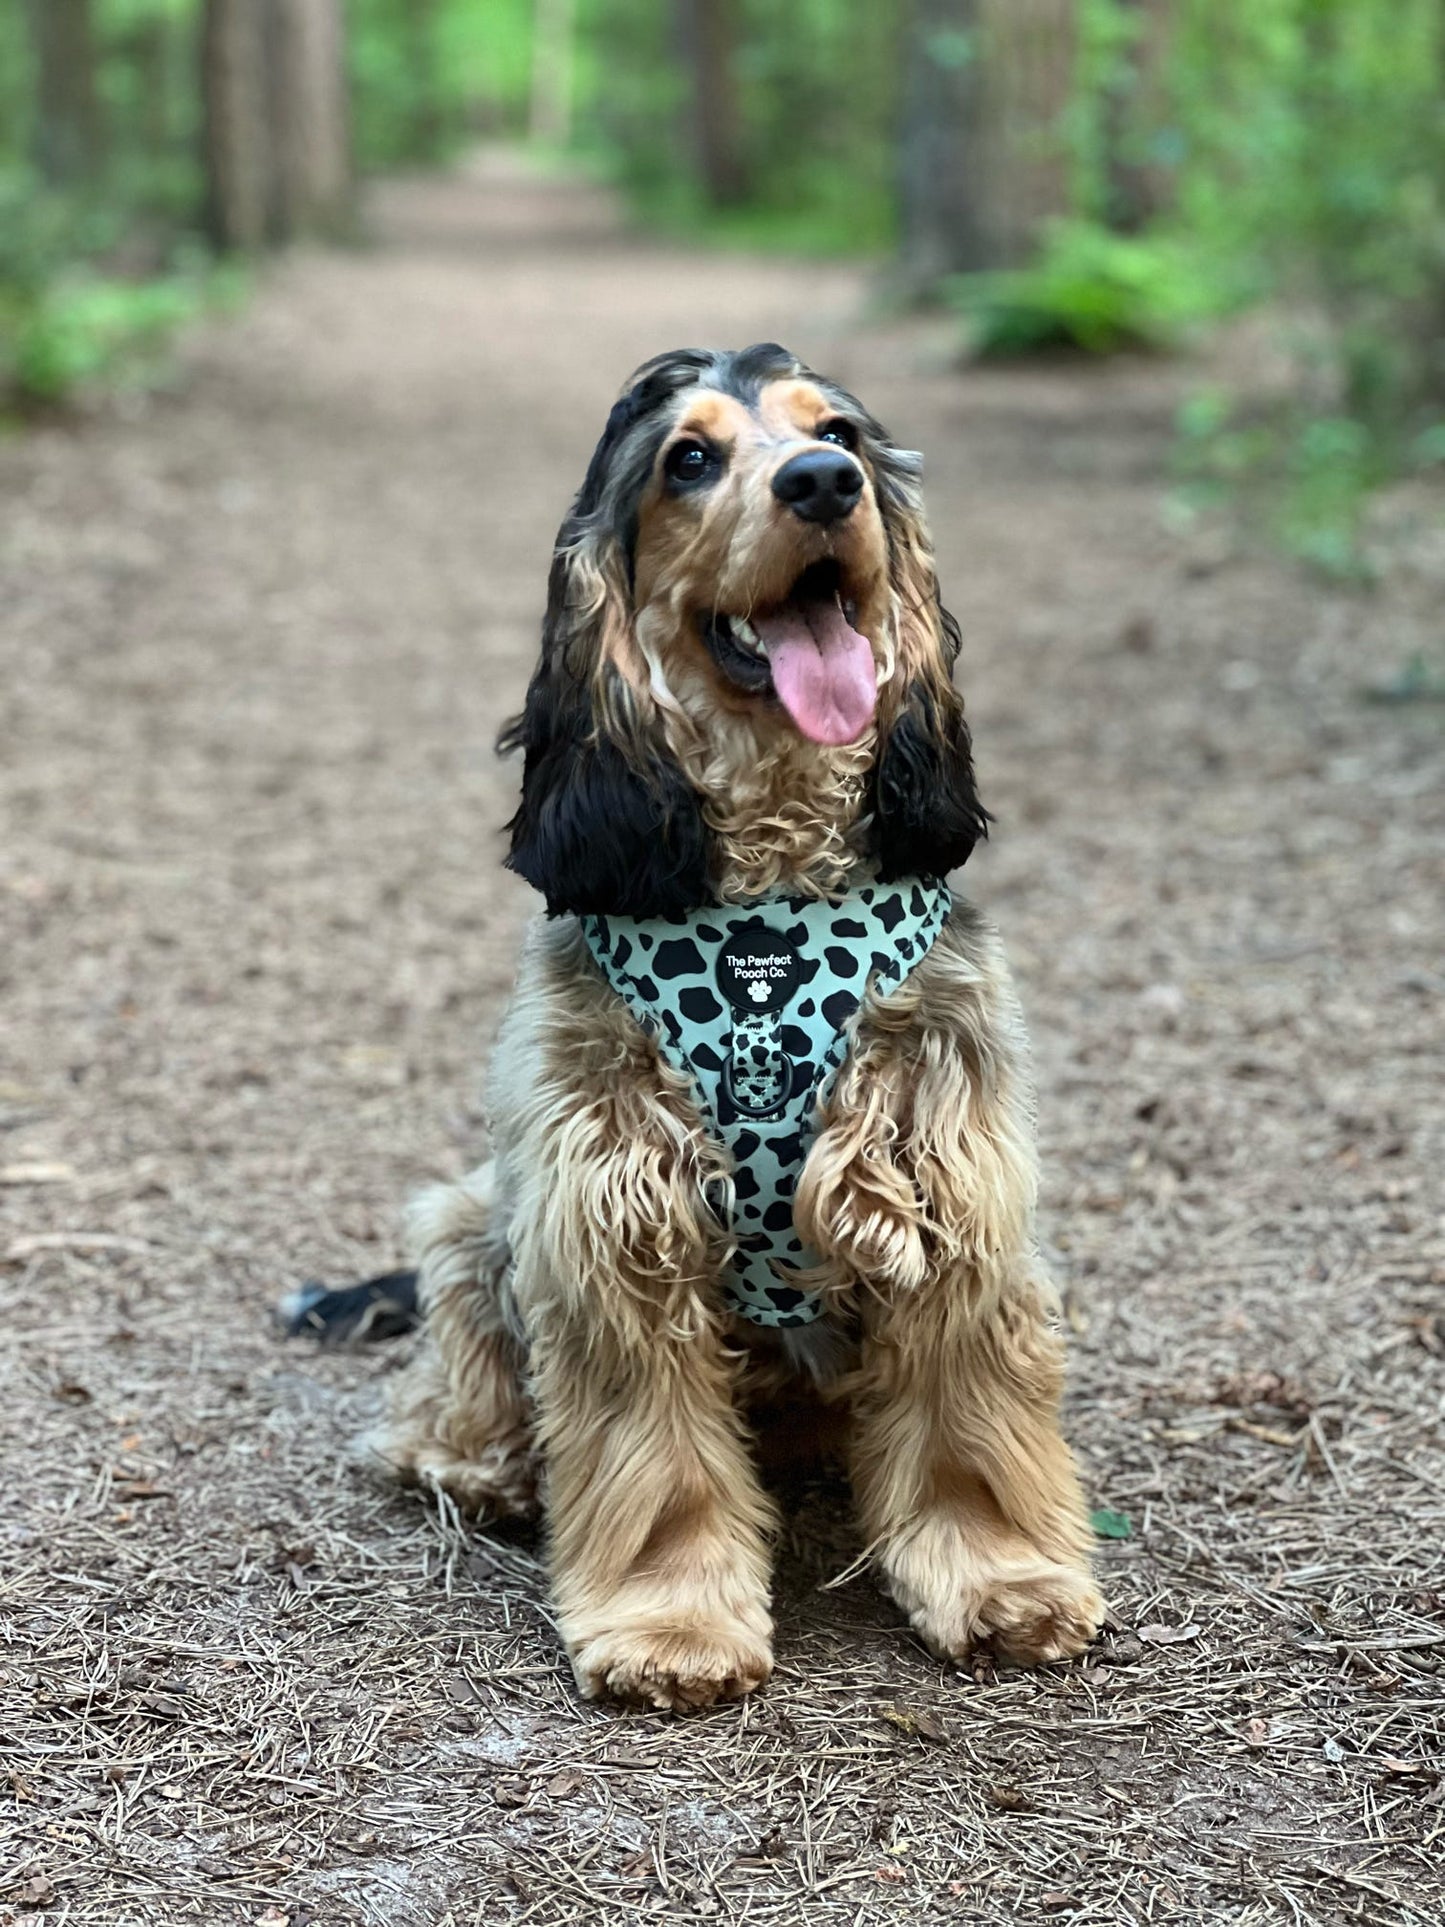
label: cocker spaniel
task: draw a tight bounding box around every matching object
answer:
[355,343,1104,1709]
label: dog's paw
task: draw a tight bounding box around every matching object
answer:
[418,1444,540,1522]
[569,1620,773,1713]
[904,1560,1105,1668]
[367,1425,539,1521]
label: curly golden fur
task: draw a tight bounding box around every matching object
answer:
[374,344,1104,1710]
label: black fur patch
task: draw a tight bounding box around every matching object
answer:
[280,1270,420,1345]
[501,664,711,917]
[869,668,990,882]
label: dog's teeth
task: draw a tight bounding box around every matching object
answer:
[732,617,760,652]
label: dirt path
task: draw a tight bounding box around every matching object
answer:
[3,156,1442,1927]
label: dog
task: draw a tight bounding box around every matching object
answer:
[312,343,1105,1710]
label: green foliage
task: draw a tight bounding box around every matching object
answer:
[3,272,205,407]
[577,0,903,253]
[951,220,1219,358]
[1167,0,1445,409]
[348,0,537,169]
[1090,1508,1132,1541]
[1172,386,1403,579]
[1049,0,1445,569]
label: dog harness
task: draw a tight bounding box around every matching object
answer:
[580,879,951,1328]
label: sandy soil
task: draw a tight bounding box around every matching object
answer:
[2,155,1443,1926]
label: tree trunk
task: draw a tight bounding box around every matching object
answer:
[202,0,271,249]
[530,0,576,149]
[202,0,352,251]
[674,0,748,207]
[269,0,353,242]
[896,0,994,290]
[24,0,104,188]
[1103,0,1169,231]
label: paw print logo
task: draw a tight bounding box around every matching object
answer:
[747,980,770,1004]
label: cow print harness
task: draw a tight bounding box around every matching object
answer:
[579,880,951,1328]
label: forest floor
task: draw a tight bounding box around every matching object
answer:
[2,153,1443,1927]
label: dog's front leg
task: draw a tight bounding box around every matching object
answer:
[530,1288,775,1711]
[799,916,1105,1665]
[849,1268,1104,1666]
[511,1023,776,1711]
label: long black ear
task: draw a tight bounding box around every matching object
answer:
[500,375,713,917]
[870,632,990,882]
[501,642,711,918]
[865,437,990,880]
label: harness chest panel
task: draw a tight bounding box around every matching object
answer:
[579,879,951,1328]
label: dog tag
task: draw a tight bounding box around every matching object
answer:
[716,930,802,1014]
[715,931,801,1119]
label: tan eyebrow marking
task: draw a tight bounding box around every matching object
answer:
[757,378,835,441]
[671,391,755,447]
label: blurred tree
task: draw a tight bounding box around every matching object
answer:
[24,0,104,187]
[272,0,352,238]
[531,0,575,147]
[202,0,352,250]
[897,0,992,285]
[674,0,748,207]
[202,0,270,247]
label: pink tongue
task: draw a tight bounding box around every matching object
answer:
[755,597,876,746]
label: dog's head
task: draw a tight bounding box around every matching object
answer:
[502,343,986,916]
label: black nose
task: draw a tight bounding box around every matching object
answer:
[771,448,864,525]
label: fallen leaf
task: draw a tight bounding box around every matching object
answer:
[1136,1622,1202,1646]
[984,1785,1033,1812]
[874,1864,906,1882]
[881,1700,946,1741]
[546,1770,585,1797]
[1090,1508,1132,1540]
[19,1880,56,1908]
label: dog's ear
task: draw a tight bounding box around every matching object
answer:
[500,391,711,918]
[865,446,989,882]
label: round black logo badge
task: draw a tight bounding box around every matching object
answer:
[716,929,802,1015]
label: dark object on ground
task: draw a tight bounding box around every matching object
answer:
[280,1270,420,1344]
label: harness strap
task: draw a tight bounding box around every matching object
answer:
[580,879,951,1328]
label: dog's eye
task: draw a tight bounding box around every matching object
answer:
[818,419,858,451]
[665,440,715,487]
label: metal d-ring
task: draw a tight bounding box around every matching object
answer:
[720,1054,790,1120]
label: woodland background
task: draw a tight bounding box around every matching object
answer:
[2,0,1444,573]
[3,7,1444,1923]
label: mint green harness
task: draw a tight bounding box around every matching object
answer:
[580,879,950,1328]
